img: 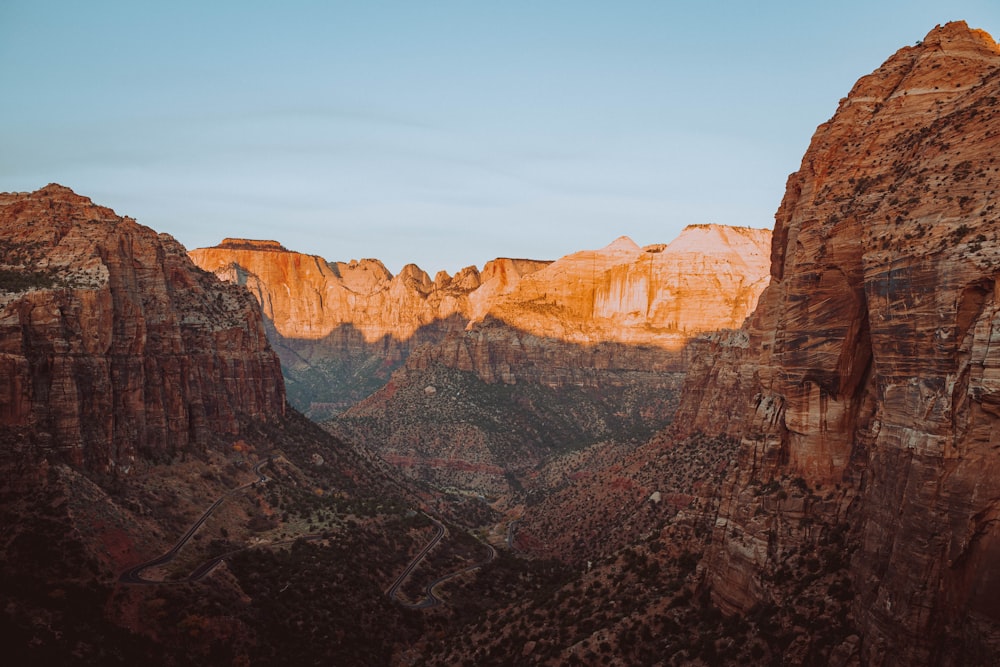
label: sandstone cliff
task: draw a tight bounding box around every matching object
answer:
[487,226,771,347]
[680,22,1000,664]
[0,185,286,475]
[190,238,549,344]
[190,225,770,418]
[315,226,768,495]
[189,240,550,417]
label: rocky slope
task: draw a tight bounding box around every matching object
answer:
[676,22,1000,665]
[190,225,770,419]
[324,227,769,496]
[0,186,477,666]
[0,185,286,476]
[330,350,686,496]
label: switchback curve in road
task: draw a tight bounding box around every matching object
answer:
[387,517,497,609]
[119,457,274,585]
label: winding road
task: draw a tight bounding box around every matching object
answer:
[386,516,497,609]
[384,515,446,605]
[121,455,504,608]
[119,457,273,584]
[506,519,521,551]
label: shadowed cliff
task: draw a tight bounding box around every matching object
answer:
[679,21,1000,665]
[0,185,286,475]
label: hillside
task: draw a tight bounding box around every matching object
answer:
[0,186,455,665]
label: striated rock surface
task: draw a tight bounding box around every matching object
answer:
[189,241,549,418]
[0,185,286,475]
[671,328,760,437]
[319,226,768,494]
[190,225,770,418]
[190,238,548,344]
[488,226,771,347]
[681,22,1000,664]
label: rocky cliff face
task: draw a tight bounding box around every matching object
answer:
[0,185,286,475]
[302,226,768,495]
[487,226,771,347]
[190,238,549,344]
[682,22,1000,664]
[190,225,771,418]
[189,240,550,418]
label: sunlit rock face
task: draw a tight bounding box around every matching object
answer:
[484,225,772,347]
[191,239,550,344]
[191,225,771,349]
[190,225,771,417]
[189,240,551,417]
[0,185,286,475]
[681,22,1000,664]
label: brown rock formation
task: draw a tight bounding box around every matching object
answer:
[190,240,548,344]
[190,225,771,418]
[189,241,550,417]
[681,22,1000,664]
[488,226,771,347]
[0,185,286,475]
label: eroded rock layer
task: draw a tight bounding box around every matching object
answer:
[0,185,286,475]
[190,225,770,418]
[682,22,1000,664]
[189,241,549,417]
[488,226,771,346]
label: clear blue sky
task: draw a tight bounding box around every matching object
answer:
[2,1,998,274]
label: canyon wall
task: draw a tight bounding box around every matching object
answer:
[190,225,771,418]
[488,226,771,346]
[0,185,286,476]
[681,22,1000,664]
[194,226,770,494]
[189,240,549,417]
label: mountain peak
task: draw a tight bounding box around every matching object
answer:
[38,182,78,196]
[601,236,641,253]
[8,183,95,206]
[0,187,286,471]
[921,20,999,51]
[838,21,999,116]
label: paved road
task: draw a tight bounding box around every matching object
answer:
[419,542,497,608]
[385,516,445,604]
[387,518,497,609]
[119,457,273,585]
[506,519,520,552]
[121,456,501,607]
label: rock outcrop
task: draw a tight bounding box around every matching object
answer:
[487,226,771,348]
[681,22,1000,664]
[189,240,550,418]
[190,225,771,418]
[0,185,286,475]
